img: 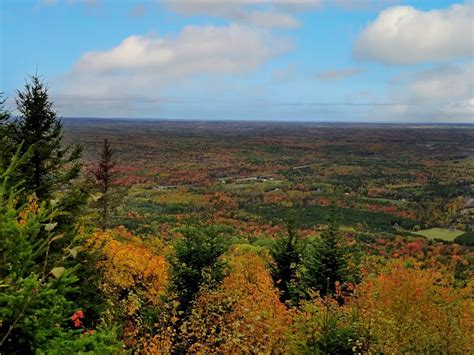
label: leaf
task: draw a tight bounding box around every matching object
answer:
[49,233,65,245]
[51,267,66,279]
[91,192,103,202]
[66,246,82,259]
[44,222,58,232]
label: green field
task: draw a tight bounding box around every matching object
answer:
[413,228,465,241]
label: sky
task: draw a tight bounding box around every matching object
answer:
[1,0,473,122]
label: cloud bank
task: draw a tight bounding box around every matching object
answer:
[57,23,292,113]
[354,3,474,64]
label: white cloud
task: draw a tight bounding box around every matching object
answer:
[316,67,365,80]
[354,3,474,64]
[73,24,289,76]
[165,0,322,14]
[408,62,474,102]
[57,24,292,114]
[332,0,396,11]
[381,61,474,121]
[243,11,301,28]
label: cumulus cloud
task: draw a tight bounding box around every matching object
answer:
[354,3,474,64]
[57,24,292,113]
[316,67,365,80]
[381,61,474,121]
[407,62,474,102]
[73,24,290,76]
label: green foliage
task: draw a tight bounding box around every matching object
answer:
[300,210,352,297]
[42,325,122,354]
[0,149,120,353]
[245,202,416,232]
[0,93,13,169]
[11,75,83,200]
[270,216,302,303]
[454,231,474,246]
[168,225,228,316]
[288,297,367,354]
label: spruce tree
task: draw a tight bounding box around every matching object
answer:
[12,75,82,200]
[168,225,227,316]
[93,139,116,229]
[0,94,9,124]
[301,207,349,297]
[0,94,12,168]
[270,216,302,303]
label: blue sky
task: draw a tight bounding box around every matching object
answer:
[1,0,473,122]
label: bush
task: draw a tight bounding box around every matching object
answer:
[454,231,474,246]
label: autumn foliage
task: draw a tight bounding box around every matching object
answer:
[181,247,290,353]
[351,261,474,353]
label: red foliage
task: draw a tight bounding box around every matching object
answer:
[71,309,84,328]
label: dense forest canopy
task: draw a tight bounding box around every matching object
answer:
[1,77,473,353]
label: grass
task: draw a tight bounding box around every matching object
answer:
[413,228,465,242]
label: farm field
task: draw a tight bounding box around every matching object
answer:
[413,227,466,241]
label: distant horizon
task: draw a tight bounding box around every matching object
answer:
[61,116,474,126]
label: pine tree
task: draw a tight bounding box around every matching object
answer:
[93,139,116,229]
[0,94,12,169]
[12,75,82,200]
[270,216,302,303]
[301,208,349,297]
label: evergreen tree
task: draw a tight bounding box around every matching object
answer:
[0,94,12,169]
[270,216,302,303]
[0,148,120,353]
[93,139,116,229]
[301,208,349,297]
[12,75,82,200]
[168,225,228,316]
[0,93,9,124]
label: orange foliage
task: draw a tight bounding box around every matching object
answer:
[351,261,474,353]
[181,247,290,353]
[88,229,169,308]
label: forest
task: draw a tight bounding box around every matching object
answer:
[1,76,473,353]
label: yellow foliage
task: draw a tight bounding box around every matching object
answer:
[351,261,474,353]
[182,246,290,354]
[87,229,170,349]
[88,230,169,306]
[17,195,40,225]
